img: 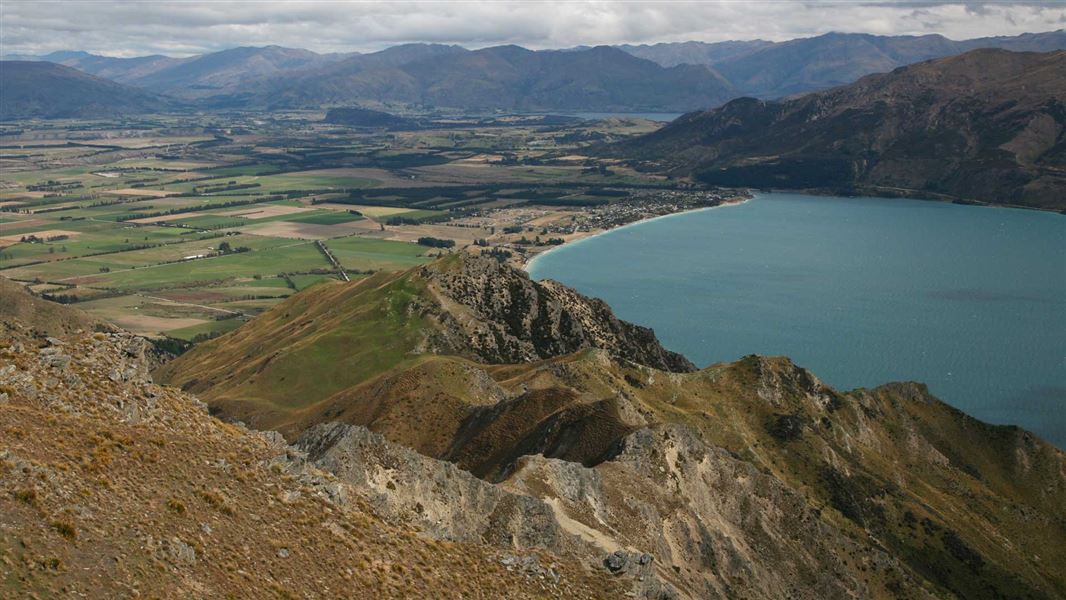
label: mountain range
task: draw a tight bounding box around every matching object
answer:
[608,49,1066,210]
[1,44,735,114]
[150,252,1066,599]
[3,29,1064,117]
[622,30,1066,98]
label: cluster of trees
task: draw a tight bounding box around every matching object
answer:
[416,237,455,248]
[514,235,564,246]
[483,248,513,262]
[217,241,251,255]
[41,292,80,304]
[192,181,261,195]
[27,180,83,192]
[17,234,68,244]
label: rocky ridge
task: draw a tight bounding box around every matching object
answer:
[159,254,1066,599]
[0,295,624,598]
[419,255,696,372]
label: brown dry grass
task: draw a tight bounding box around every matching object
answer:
[242,220,376,239]
[0,320,621,599]
[106,188,177,198]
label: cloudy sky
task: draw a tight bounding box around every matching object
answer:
[2,1,1064,57]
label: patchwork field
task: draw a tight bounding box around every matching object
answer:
[1,111,681,344]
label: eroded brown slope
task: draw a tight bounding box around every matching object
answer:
[0,294,621,598]
[159,255,1066,599]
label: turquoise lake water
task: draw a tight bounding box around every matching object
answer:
[528,193,1066,448]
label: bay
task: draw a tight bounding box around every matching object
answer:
[528,192,1066,447]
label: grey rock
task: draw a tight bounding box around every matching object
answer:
[167,537,197,565]
[605,550,630,573]
[419,256,695,372]
[43,354,71,369]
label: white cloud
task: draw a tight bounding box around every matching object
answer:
[0,1,1063,57]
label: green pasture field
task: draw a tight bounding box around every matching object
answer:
[0,224,214,269]
[282,211,364,225]
[288,273,340,291]
[168,215,249,229]
[3,235,308,286]
[262,173,379,190]
[75,242,331,290]
[323,236,430,272]
[228,276,293,289]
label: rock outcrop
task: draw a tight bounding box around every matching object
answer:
[420,255,696,372]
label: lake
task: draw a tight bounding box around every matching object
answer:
[528,193,1066,448]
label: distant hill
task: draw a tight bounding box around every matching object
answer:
[3,50,187,85]
[619,30,1066,98]
[608,49,1066,210]
[125,45,352,98]
[4,46,354,99]
[259,45,736,112]
[0,61,172,120]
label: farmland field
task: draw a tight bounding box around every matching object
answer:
[1,110,704,344]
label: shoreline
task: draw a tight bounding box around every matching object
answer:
[764,186,1064,215]
[522,194,752,273]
